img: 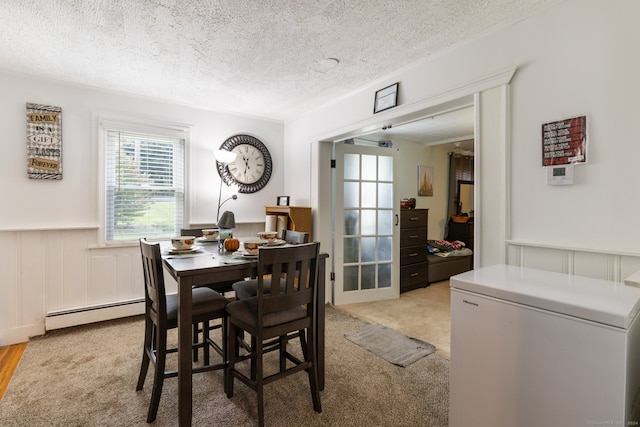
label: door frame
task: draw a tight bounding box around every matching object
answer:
[313,67,516,305]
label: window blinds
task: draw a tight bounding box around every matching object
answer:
[105,129,185,241]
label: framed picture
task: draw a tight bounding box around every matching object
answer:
[373,82,399,114]
[277,196,290,206]
[541,115,587,166]
[418,165,433,197]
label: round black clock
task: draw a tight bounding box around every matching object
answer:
[217,134,272,193]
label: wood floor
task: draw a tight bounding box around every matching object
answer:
[0,280,451,400]
[0,342,27,400]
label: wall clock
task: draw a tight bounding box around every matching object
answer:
[217,134,272,193]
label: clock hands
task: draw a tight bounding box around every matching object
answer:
[242,156,250,177]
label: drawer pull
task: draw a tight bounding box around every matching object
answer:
[410,273,419,277]
[409,235,419,239]
[410,217,420,221]
[408,253,419,257]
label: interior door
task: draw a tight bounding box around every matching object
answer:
[333,142,399,305]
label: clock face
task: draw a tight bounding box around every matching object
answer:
[228,144,265,184]
[217,134,272,193]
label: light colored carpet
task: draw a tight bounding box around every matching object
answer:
[345,323,436,367]
[0,305,449,426]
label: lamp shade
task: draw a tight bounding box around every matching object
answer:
[217,211,236,229]
[214,149,237,165]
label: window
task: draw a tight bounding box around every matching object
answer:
[102,121,186,243]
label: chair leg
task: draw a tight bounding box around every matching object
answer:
[298,329,308,361]
[136,317,153,391]
[222,317,228,394]
[305,326,322,413]
[226,321,236,398]
[279,335,287,372]
[193,323,199,362]
[203,321,211,366]
[250,335,258,381]
[256,333,265,427]
[147,325,168,423]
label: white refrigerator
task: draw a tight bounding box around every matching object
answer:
[450,264,640,427]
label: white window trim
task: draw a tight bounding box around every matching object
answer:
[96,114,192,247]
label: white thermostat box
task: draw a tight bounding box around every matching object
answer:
[546,165,574,185]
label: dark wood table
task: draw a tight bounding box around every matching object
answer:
[162,242,327,426]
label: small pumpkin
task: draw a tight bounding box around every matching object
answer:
[223,237,240,252]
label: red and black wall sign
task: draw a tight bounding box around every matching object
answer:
[542,115,587,167]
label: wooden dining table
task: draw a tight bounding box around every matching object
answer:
[161,241,328,426]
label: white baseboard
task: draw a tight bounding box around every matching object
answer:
[0,323,44,347]
[45,300,145,331]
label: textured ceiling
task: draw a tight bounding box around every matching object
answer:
[0,0,556,121]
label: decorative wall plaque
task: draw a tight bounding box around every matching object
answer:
[542,115,586,167]
[26,103,62,179]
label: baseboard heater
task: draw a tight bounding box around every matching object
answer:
[45,298,145,331]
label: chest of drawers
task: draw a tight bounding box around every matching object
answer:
[400,209,428,293]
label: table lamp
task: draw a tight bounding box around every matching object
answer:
[214,149,238,221]
[217,211,236,248]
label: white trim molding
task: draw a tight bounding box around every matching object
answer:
[506,240,640,283]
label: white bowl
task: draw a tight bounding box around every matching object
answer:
[245,247,259,256]
[171,236,195,250]
[201,228,220,240]
[257,231,278,241]
[243,240,266,255]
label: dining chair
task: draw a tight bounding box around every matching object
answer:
[281,229,309,244]
[225,242,322,426]
[136,238,229,423]
[232,229,309,300]
[180,227,205,237]
[181,227,236,361]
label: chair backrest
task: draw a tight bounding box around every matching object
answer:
[256,242,320,317]
[282,229,309,244]
[180,228,204,237]
[139,238,167,326]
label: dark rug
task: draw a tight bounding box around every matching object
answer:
[345,323,436,367]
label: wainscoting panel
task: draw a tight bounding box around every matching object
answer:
[573,252,616,281]
[0,232,21,339]
[507,241,640,283]
[62,230,92,309]
[623,256,640,282]
[90,253,120,307]
[44,230,65,314]
[510,245,572,275]
[18,232,46,329]
[0,223,264,346]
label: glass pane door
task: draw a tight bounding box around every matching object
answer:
[333,142,399,305]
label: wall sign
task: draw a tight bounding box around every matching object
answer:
[542,115,586,167]
[373,82,399,114]
[26,103,62,179]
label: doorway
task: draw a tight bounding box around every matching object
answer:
[314,79,514,306]
[330,103,475,305]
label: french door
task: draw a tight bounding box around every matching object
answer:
[333,142,399,305]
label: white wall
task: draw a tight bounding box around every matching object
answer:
[0,71,284,345]
[0,72,284,229]
[391,139,450,239]
[285,0,640,290]
[5,0,640,344]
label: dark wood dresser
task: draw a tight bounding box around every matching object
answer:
[400,209,429,293]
